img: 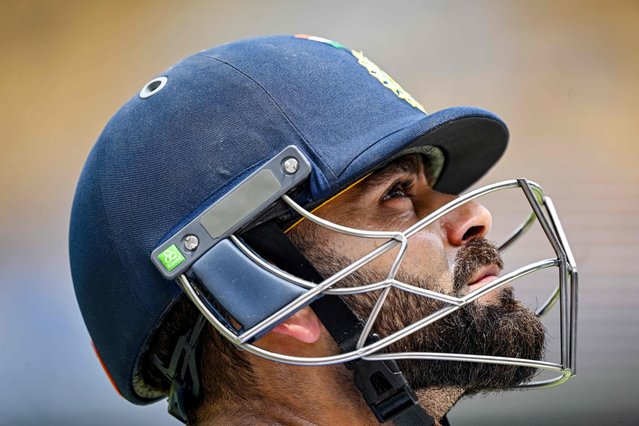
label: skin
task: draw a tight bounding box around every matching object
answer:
[289,154,498,304]
[195,154,543,425]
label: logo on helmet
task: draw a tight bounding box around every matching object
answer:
[158,244,186,272]
[350,50,426,114]
[295,34,427,114]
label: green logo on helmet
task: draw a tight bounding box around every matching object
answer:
[158,244,186,272]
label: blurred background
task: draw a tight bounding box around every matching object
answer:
[2,0,638,424]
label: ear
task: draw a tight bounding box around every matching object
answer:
[271,306,321,344]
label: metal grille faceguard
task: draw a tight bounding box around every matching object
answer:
[177,178,578,390]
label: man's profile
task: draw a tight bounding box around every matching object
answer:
[69,35,577,425]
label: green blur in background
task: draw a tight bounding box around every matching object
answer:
[1,1,638,424]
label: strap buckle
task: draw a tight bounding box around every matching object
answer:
[346,333,418,423]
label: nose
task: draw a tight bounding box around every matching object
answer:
[428,190,493,246]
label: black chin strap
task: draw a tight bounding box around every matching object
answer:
[153,313,207,423]
[243,222,438,425]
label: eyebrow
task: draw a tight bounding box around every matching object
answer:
[357,155,423,192]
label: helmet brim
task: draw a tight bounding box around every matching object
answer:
[338,106,509,197]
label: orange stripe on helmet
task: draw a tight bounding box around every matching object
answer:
[284,172,372,234]
[92,340,123,398]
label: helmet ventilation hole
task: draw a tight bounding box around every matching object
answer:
[139,76,168,99]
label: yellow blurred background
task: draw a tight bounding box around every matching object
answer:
[1,1,638,424]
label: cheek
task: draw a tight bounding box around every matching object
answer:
[308,212,396,259]
[302,223,381,266]
[331,227,453,290]
[296,213,454,293]
[332,233,392,266]
[396,230,454,292]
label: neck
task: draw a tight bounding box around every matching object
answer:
[200,360,378,425]
[193,329,464,425]
[197,362,464,425]
[191,330,375,425]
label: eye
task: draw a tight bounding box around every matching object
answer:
[382,179,414,201]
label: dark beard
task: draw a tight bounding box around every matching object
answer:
[291,233,546,393]
[393,287,545,394]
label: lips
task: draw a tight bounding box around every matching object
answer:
[452,238,504,293]
[468,264,502,287]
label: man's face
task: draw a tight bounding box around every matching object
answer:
[289,154,545,393]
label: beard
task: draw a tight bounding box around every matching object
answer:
[391,287,546,394]
[291,233,546,394]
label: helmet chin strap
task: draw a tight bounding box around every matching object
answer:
[242,221,440,425]
[152,314,207,423]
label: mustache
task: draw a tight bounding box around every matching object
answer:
[453,238,504,293]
